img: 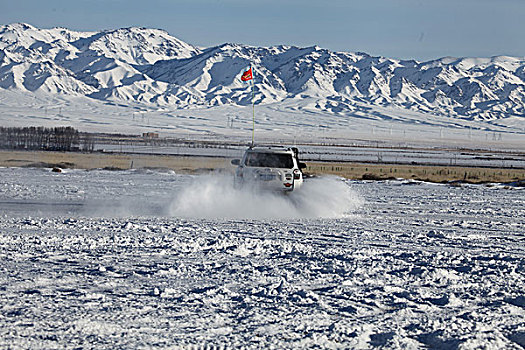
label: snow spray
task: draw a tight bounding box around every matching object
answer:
[169,174,362,219]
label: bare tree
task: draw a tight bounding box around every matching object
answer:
[0,126,84,151]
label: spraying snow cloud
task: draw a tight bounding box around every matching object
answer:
[169,174,362,219]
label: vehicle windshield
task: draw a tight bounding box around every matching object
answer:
[244,152,294,169]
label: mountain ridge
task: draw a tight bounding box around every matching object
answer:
[1,23,524,122]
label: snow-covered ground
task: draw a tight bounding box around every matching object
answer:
[0,167,524,348]
[1,89,524,153]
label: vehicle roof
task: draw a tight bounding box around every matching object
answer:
[245,146,296,154]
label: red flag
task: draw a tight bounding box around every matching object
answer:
[241,67,253,81]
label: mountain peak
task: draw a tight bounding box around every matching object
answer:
[1,22,37,31]
[81,26,201,64]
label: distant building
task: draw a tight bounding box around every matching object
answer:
[142,132,159,139]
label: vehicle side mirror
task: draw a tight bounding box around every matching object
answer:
[231,159,240,166]
[299,162,307,169]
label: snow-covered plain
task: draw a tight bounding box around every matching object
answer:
[1,167,524,348]
[1,87,524,146]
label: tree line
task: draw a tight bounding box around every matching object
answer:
[0,126,94,152]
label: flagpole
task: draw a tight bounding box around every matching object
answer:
[251,66,255,147]
[241,65,255,147]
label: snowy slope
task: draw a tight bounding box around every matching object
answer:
[70,26,201,66]
[0,23,524,147]
[145,44,525,120]
[0,23,201,96]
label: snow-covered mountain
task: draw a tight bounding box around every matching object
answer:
[1,23,524,121]
[0,23,200,95]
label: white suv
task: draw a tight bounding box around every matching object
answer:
[231,146,306,192]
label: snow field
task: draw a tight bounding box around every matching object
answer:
[0,168,524,348]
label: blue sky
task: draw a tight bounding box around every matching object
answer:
[1,0,523,61]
